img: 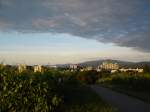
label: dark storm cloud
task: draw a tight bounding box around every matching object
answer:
[0,0,150,51]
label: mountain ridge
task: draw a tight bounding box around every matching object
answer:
[56,59,150,68]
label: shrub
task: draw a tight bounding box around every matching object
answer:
[76,70,98,84]
[0,73,62,112]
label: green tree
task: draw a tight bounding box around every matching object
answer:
[143,65,150,74]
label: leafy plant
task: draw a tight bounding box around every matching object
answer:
[0,72,62,112]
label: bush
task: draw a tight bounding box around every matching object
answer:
[111,74,150,91]
[0,72,62,112]
[76,70,98,84]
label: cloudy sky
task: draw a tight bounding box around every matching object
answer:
[0,0,150,64]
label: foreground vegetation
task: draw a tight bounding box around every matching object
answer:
[0,65,115,112]
[98,73,150,103]
[0,71,62,111]
[1,63,149,111]
[73,67,150,103]
[61,83,115,112]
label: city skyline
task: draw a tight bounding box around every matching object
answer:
[0,0,150,64]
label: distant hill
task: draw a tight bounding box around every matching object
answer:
[55,64,70,68]
[78,59,150,68]
[55,59,150,68]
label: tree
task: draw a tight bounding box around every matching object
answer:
[76,70,98,84]
[143,65,150,74]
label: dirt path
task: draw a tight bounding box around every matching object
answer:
[91,85,150,112]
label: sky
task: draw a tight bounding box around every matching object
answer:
[0,0,150,64]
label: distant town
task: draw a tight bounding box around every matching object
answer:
[1,61,145,73]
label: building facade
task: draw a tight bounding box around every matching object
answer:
[69,64,78,69]
[18,64,26,73]
[99,62,119,70]
[119,68,143,73]
[34,65,42,72]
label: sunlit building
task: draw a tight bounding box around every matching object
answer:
[99,62,119,70]
[119,68,143,73]
[34,65,42,72]
[111,70,118,73]
[69,64,78,70]
[49,65,57,68]
[18,64,26,73]
[80,66,94,72]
